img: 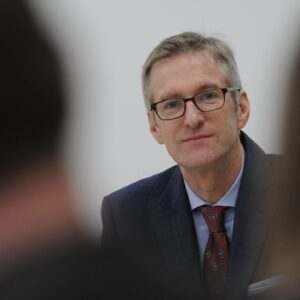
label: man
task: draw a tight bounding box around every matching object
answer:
[101,32,280,300]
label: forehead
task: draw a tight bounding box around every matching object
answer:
[149,51,226,101]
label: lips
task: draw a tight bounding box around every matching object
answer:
[182,134,212,142]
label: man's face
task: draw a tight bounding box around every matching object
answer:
[147,50,250,170]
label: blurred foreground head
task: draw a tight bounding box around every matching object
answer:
[278,44,300,264]
[272,42,300,298]
[0,2,124,299]
[0,0,85,273]
[0,0,65,181]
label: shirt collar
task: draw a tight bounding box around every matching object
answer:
[185,150,245,210]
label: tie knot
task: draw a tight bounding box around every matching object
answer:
[200,206,226,233]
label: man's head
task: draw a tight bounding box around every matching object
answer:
[0,0,65,179]
[142,32,242,110]
[143,32,250,170]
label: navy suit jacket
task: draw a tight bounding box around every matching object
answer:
[101,132,280,300]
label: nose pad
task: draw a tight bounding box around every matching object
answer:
[183,100,204,127]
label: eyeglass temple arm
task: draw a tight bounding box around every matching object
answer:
[226,87,241,92]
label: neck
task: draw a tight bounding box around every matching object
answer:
[181,141,244,203]
[0,157,82,270]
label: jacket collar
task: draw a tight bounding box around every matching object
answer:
[224,131,275,299]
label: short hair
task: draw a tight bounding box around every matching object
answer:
[142,32,242,110]
[0,0,65,178]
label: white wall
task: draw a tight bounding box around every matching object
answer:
[29,0,300,237]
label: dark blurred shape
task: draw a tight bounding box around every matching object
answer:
[270,43,300,300]
[0,0,65,181]
[0,0,123,299]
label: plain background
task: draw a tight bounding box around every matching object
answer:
[29,0,300,237]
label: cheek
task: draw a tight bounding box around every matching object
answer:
[227,105,240,126]
[217,112,240,140]
[161,126,181,150]
[162,129,175,145]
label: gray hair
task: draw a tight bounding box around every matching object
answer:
[142,32,242,110]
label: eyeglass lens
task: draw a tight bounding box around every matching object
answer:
[155,89,224,120]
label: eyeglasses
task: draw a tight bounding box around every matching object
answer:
[150,87,241,121]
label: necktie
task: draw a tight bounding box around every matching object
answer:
[200,205,229,298]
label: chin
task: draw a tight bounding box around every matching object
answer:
[176,152,219,169]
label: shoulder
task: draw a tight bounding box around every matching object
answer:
[266,153,284,178]
[241,131,283,165]
[239,131,284,184]
[102,165,179,208]
[266,153,283,165]
[266,153,283,161]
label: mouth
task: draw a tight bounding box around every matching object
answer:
[182,134,213,143]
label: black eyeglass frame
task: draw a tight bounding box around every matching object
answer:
[150,87,241,121]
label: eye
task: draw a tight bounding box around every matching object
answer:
[196,89,221,103]
[203,90,219,101]
[161,99,182,111]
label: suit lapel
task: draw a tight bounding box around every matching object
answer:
[224,133,274,299]
[147,166,204,296]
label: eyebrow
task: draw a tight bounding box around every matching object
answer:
[159,83,221,101]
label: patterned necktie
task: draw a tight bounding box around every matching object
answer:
[200,205,229,298]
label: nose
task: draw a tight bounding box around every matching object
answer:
[183,100,205,128]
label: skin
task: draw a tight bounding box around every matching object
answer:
[0,157,82,270]
[147,50,250,202]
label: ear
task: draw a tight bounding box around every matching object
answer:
[147,111,164,144]
[236,90,250,129]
